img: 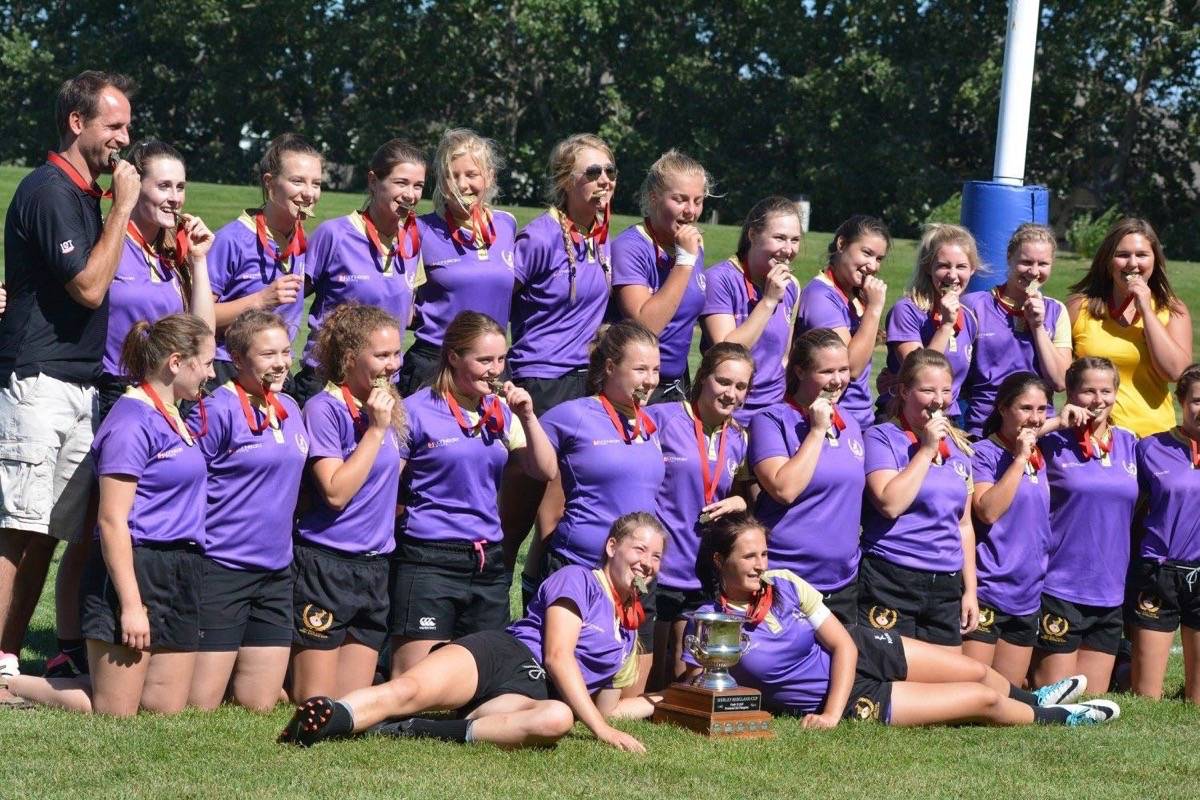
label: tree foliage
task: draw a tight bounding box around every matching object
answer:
[2,0,1197,256]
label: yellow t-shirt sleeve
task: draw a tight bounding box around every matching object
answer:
[505,409,527,452]
[1050,300,1072,349]
[763,569,832,629]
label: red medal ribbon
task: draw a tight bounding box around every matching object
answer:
[691,402,730,505]
[255,211,306,265]
[1107,292,1138,324]
[565,204,610,248]
[126,220,189,279]
[785,395,846,434]
[340,384,367,432]
[824,268,852,307]
[930,307,965,335]
[140,382,205,443]
[363,209,421,268]
[235,381,289,434]
[445,203,496,251]
[608,577,646,630]
[995,431,1044,472]
[444,390,505,437]
[899,412,951,462]
[1176,427,1200,468]
[598,394,656,444]
[47,151,111,199]
[1078,421,1113,461]
[992,286,1024,319]
[720,584,774,625]
[739,257,760,303]
[643,217,675,270]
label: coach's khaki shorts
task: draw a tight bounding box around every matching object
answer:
[0,373,96,541]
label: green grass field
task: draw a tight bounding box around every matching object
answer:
[2,165,1199,799]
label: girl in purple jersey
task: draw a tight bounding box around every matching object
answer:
[701,196,804,423]
[186,310,306,711]
[291,304,406,702]
[279,513,667,752]
[389,312,556,675]
[1128,365,1200,701]
[877,224,980,423]
[674,514,1117,727]
[3,315,216,715]
[210,134,322,387]
[963,373,1053,686]
[795,216,891,430]
[752,328,866,624]
[98,140,215,421]
[522,321,665,685]
[1032,357,1137,692]
[295,140,427,405]
[500,134,618,575]
[860,348,979,647]
[647,343,754,687]
[960,224,1071,436]
[397,129,518,396]
[612,150,711,404]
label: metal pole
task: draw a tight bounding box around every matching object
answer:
[992,0,1041,186]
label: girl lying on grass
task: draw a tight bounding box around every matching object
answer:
[278,512,665,752]
[683,512,1119,728]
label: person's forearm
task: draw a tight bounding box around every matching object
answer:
[66,207,133,308]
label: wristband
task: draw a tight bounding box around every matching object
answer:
[673,249,698,268]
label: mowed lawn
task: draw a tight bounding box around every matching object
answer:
[1,164,1200,799]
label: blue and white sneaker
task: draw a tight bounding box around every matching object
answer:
[1033,674,1087,707]
[1062,699,1120,726]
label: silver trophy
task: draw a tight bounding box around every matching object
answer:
[685,611,750,691]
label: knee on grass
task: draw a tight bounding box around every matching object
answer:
[527,701,574,741]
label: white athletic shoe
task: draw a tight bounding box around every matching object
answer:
[1033,674,1087,707]
[0,652,19,679]
[1062,699,1120,726]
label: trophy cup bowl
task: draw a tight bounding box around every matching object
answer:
[684,611,749,691]
[651,611,773,738]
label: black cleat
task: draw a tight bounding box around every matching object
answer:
[278,697,344,747]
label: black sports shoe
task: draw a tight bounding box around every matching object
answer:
[278,697,351,747]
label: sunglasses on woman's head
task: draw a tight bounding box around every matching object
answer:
[581,164,618,181]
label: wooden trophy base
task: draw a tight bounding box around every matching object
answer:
[652,682,774,738]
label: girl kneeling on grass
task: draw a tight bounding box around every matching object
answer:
[2,315,215,715]
[279,512,666,752]
[685,513,1119,727]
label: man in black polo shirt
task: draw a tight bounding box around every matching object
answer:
[0,71,139,687]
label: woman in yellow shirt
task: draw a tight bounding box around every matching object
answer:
[1068,218,1192,437]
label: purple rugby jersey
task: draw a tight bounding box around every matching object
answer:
[1137,431,1200,564]
[398,387,526,545]
[645,401,748,591]
[409,210,517,348]
[189,383,308,571]
[860,421,973,574]
[1041,426,1138,607]
[541,396,665,567]
[92,391,207,546]
[879,297,977,413]
[507,565,637,693]
[208,213,307,362]
[508,210,611,379]
[971,437,1052,616]
[749,401,866,592]
[702,258,799,425]
[103,236,186,376]
[610,223,705,380]
[795,272,873,429]
[302,213,418,369]
[296,385,403,556]
[683,570,835,715]
[959,290,1069,436]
